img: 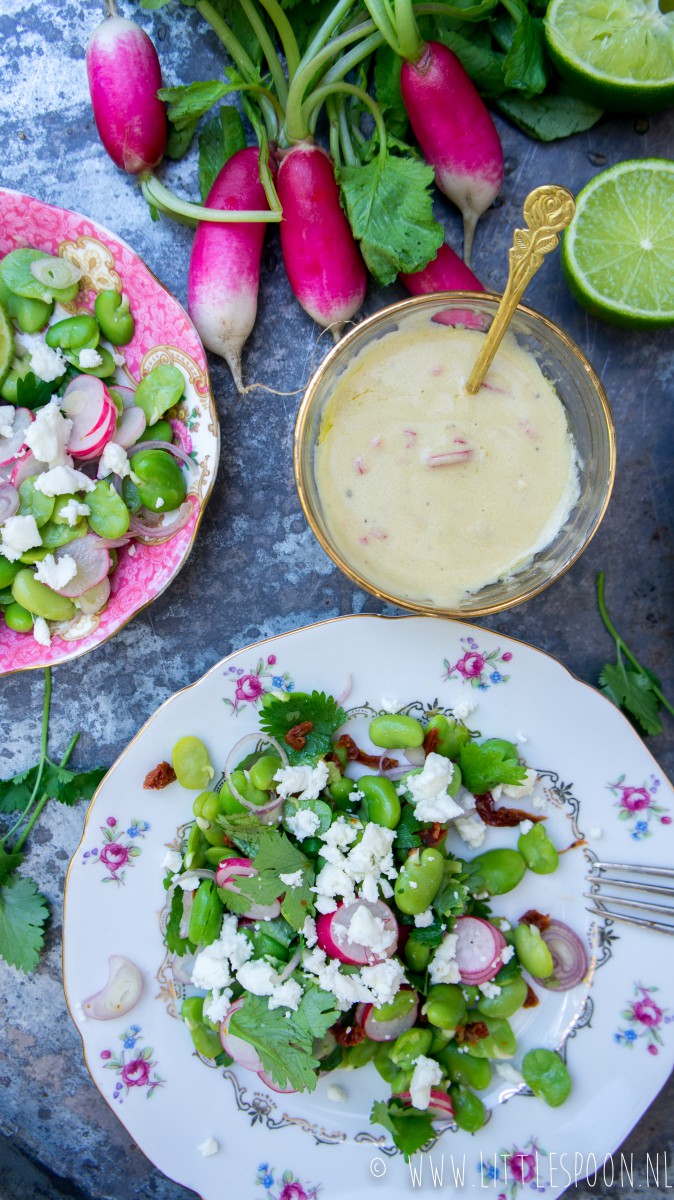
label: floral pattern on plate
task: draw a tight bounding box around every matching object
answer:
[443,636,513,690]
[101,1026,164,1101]
[256,1164,321,1199]
[479,1139,548,1199]
[607,774,670,839]
[82,816,150,884]
[223,654,295,715]
[614,984,673,1055]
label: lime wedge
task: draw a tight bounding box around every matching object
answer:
[545,0,674,113]
[0,301,15,388]
[562,159,674,328]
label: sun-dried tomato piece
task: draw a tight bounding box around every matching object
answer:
[332,1022,366,1047]
[285,721,313,751]
[523,984,540,1009]
[456,1021,489,1045]
[419,822,446,848]
[143,761,176,790]
[336,734,398,771]
[423,727,439,755]
[559,837,587,854]
[475,792,545,827]
[520,909,550,931]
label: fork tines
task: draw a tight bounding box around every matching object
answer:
[585,861,674,936]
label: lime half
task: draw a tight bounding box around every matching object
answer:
[562,159,674,328]
[0,302,14,389]
[545,0,674,113]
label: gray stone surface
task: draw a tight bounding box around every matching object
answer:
[0,1,673,1197]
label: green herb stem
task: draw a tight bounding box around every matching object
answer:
[194,0,278,134]
[141,173,282,224]
[236,0,288,107]
[326,96,343,167]
[13,734,80,856]
[321,29,385,88]
[394,0,421,60]
[362,0,401,53]
[303,83,387,159]
[296,0,359,76]
[337,96,358,166]
[0,669,52,847]
[597,572,674,718]
[285,20,380,142]
[254,0,300,80]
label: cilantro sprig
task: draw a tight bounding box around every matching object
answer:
[458,742,526,796]
[236,827,315,930]
[229,983,339,1091]
[259,690,346,765]
[370,1098,435,1160]
[0,670,107,973]
[597,572,673,738]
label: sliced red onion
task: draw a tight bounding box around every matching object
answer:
[112,405,146,449]
[76,575,110,614]
[10,451,46,488]
[335,673,352,707]
[379,759,413,782]
[31,255,82,289]
[53,536,110,597]
[179,888,194,939]
[221,1000,264,1071]
[395,1088,455,1120]
[128,498,195,543]
[535,919,589,991]
[82,955,143,1020]
[0,464,13,483]
[96,535,133,549]
[0,408,33,467]
[277,948,301,984]
[0,483,19,522]
[127,438,196,470]
[356,989,418,1042]
[405,746,426,767]
[257,1069,298,1094]
[223,733,288,816]
[454,916,507,985]
[317,899,398,966]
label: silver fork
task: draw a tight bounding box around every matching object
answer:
[585,861,674,935]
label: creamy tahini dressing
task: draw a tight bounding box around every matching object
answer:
[314,325,579,607]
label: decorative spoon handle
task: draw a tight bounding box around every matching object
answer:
[465,184,576,395]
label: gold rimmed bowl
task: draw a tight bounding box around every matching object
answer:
[294,293,616,618]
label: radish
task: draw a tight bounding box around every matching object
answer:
[111,385,137,409]
[355,989,419,1042]
[220,1000,263,1072]
[112,406,146,449]
[400,42,504,266]
[453,916,506,985]
[399,242,485,295]
[10,451,46,488]
[316,899,398,966]
[277,145,367,336]
[187,148,270,393]
[396,1088,454,1120]
[215,856,281,921]
[53,537,111,598]
[61,376,116,459]
[75,576,111,614]
[257,1069,298,1094]
[87,11,167,175]
[0,408,34,467]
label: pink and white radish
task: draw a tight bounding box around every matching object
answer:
[316,899,398,966]
[257,1070,298,1094]
[112,406,146,449]
[277,144,367,337]
[400,241,485,295]
[220,999,263,1072]
[400,42,504,266]
[75,576,111,614]
[10,451,45,488]
[53,536,111,598]
[396,1088,454,1120]
[188,147,270,393]
[0,484,19,523]
[0,408,33,467]
[355,989,419,1042]
[453,915,506,985]
[215,856,281,921]
[61,376,117,459]
[87,12,167,175]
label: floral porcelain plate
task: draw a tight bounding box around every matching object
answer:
[0,188,219,676]
[63,616,674,1200]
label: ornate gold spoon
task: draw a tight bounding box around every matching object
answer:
[466,184,576,395]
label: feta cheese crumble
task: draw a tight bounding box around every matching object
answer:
[302,915,318,947]
[409,1055,443,1111]
[451,697,477,720]
[57,497,91,526]
[34,464,95,496]
[25,338,67,382]
[302,947,406,1011]
[343,903,395,955]
[197,1138,219,1157]
[279,870,304,889]
[33,617,51,647]
[380,696,400,712]
[589,827,602,841]
[235,959,304,1011]
[161,849,183,874]
[24,399,72,466]
[191,914,252,992]
[285,807,321,842]
[0,407,15,438]
[503,768,537,798]
[501,944,515,963]
[452,814,487,849]
[203,989,232,1024]
[312,818,397,913]
[479,981,501,998]
[78,347,103,368]
[98,442,131,480]
[34,552,77,590]
[274,761,329,802]
[406,753,463,822]
[414,908,434,928]
[327,1084,348,1103]
[1,514,42,562]
[428,933,460,985]
[519,819,533,835]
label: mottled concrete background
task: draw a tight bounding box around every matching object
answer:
[0,1,672,1196]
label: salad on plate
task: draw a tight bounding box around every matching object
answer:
[158,687,588,1158]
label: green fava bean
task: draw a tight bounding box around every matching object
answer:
[94,289,135,345]
[0,278,52,333]
[437,1044,492,1090]
[19,547,49,564]
[187,879,222,946]
[185,822,207,870]
[430,1029,452,1053]
[0,558,21,589]
[189,1022,223,1059]
[0,588,14,606]
[358,775,401,829]
[450,1085,487,1132]
[513,923,554,978]
[11,569,76,620]
[390,1027,433,1068]
[217,781,246,816]
[69,345,116,378]
[374,1044,402,1084]
[45,314,99,352]
[342,1039,378,1069]
[477,975,529,1019]
[137,418,174,444]
[1,358,33,404]
[231,769,270,809]
[404,935,432,972]
[52,493,85,525]
[193,791,221,825]
[19,479,54,527]
[134,363,184,426]
[522,1048,571,1107]
[248,754,282,791]
[122,476,142,513]
[372,990,417,1025]
[369,713,425,749]
[130,448,186,513]
[181,995,206,1026]
[108,388,125,417]
[518,823,559,874]
[468,1016,517,1060]
[173,736,215,790]
[480,737,519,761]
[39,519,88,550]
[424,984,467,1030]
[329,776,357,809]
[467,848,527,895]
[86,480,130,539]
[395,846,445,915]
[4,601,33,632]
[425,714,470,759]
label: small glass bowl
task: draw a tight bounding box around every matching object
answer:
[294,293,616,618]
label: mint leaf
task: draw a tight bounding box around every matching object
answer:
[599,662,663,737]
[198,106,246,200]
[338,151,444,285]
[371,1098,435,1159]
[259,691,346,765]
[0,875,49,973]
[459,742,526,795]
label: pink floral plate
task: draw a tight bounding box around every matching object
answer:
[0,188,219,675]
[63,616,674,1200]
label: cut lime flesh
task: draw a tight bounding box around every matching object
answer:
[562,159,674,328]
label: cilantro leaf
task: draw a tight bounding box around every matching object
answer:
[43,763,108,806]
[338,151,444,285]
[165,887,195,956]
[216,812,266,857]
[394,804,424,857]
[237,829,315,930]
[259,691,346,765]
[599,662,663,737]
[229,985,339,1091]
[198,106,246,200]
[433,859,471,918]
[0,846,23,886]
[0,765,40,814]
[370,1098,435,1160]
[400,912,445,946]
[459,742,526,795]
[16,372,62,410]
[0,875,49,973]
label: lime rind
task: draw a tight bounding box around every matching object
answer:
[562,159,674,328]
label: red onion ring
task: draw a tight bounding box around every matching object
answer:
[223,733,289,816]
[127,438,196,470]
[335,673,352,707]
[128,498,195,543]
[179,889,195,939]
[0,483,19,523]
[535,919,589,991]
[277,948,301,983]
[405,746,426,767]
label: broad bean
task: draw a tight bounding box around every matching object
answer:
[450,1085,486,1132]
[0,277,52,333]
[72,345,116,377]
[18,479,54,528]
[329,776,357,809]
[137,418,173,443]
[341,1040,377,1069]
[87,480,130,539]
[369,713,424,749]
[466,848,526,895]
[248,754,282,791]
[11,569,76,620]
[390,1027,433,1068]
[424,984,467,1030]
[424,714,470,759]
[0,558,21,589]
[437,1044,492,1090]
[477,975,529,1019]
[394,847,445,915]
[40,519,88,550]
[134,363,184,426]
[404,935,432,972]
[4,601,33,632]
[480,737,519,761]
[130,448,186,512]
[45,314,99,351]
[522,1048,571,1107]
[94,289,135,345]
[358,774,401,828]
[185,822,208,870]
[374,1044,406,1086]
[172,736,215,790]
[187,879,222,946]
[372,990,417,1025]
[518,823,559,874]
[513,923,554,978]
[189,1022,222,1060]
[467,1016,517,1060]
